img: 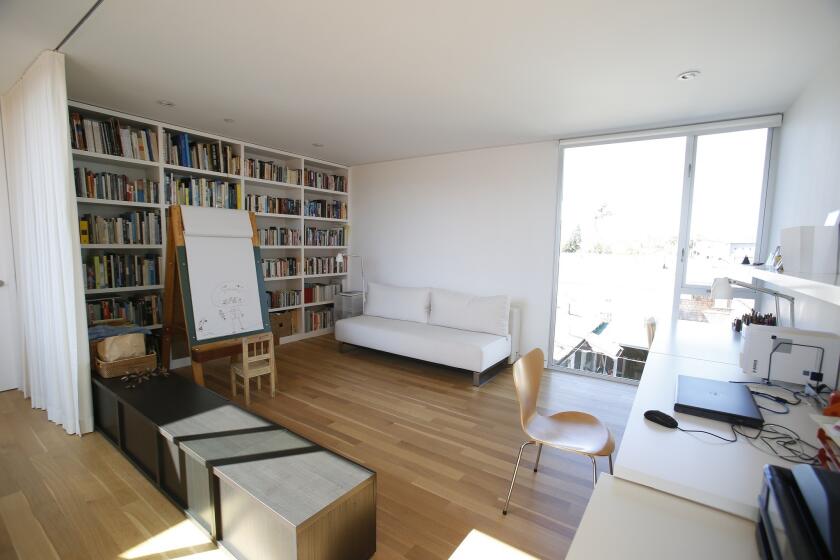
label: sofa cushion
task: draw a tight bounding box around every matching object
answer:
[335,315,511,372]
[364,282,430,323]
[429,288,510,336]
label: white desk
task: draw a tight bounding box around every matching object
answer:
[566,475,759,560]
[615,320,821,520]
[648,318,743,366]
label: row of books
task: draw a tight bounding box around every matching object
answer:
[304,226,345,247]
[303,171,347,193]
[245,194,300,216]
[258,227,301,247]
[265,289,301,309]
[245,158,301,185]
[79,211,162,245]
[165,175,244,209]
[262,257,299,279]
[304,256,345,276]
[305,308,334,331]
[304,200,347,220]
[304,283,340,304]
[84,253,162,290]
[165,132,241,174]
[86,294,161,327]
[70,112,159,161]
[74,168,159,203]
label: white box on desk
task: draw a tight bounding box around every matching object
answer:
[780,225,839,274]
[739,324,840,388]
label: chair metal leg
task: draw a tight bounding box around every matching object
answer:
[502,441,533,515]
[590,455,597,488]
[608,453,613,475]
[533,443,543,472]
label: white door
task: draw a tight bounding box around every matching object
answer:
[0,116,22,392]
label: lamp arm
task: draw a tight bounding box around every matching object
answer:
[727,279,794,303]
[726,278,796,327]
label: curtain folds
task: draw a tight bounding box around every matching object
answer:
[1,50,92,435]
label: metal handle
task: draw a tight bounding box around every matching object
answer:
[0,280,5,287]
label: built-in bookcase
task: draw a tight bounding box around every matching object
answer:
[69,101,350,350]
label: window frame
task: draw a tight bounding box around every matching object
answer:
[548,116,780,380]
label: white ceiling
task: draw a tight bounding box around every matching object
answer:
[56,0,840,164]
[0,0,95,95]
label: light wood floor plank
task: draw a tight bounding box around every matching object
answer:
[0,491,60,560]
[0,334,634,559]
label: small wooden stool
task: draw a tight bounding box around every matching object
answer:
[230,332,276,406]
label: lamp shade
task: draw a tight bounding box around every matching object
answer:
[710,277,734,299]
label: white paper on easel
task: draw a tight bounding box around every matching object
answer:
[180,206,265,342]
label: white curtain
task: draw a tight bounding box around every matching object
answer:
[1,50,92,435]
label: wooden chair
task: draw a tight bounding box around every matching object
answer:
[230,332,276,406]
[502,348,615,515]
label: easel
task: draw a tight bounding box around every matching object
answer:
[161,205,265,386]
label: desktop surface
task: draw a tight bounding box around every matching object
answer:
[614,321,820,520]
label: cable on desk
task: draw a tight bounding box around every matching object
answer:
[750,391,791,414]
[677,426,738,443]
[731,423,818,465]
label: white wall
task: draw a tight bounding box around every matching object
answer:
[0,111,22,391]
[349,142,560,357]
[765,48,840,332]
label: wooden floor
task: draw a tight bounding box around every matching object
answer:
[0,335,635,560]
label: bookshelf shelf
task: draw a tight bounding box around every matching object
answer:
[81,244,163,250]
[304,301,335,307]
[245,177,301,189]
[163,164,240,181]
[254,212,302,219]
[264,275,303,282]
[85,285,163,295]
[302,185,348,197]
[303,216,348,223]
[268,305,301,312]
[71,149,159,170]
[69,100,349,349]
[304,273,347,279]
[76,198,160,209]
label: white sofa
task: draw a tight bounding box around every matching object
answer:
[335,283,521,386]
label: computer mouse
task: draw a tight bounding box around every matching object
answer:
[644,409,679,429]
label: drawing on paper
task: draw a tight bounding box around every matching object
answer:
[212,281,248,333]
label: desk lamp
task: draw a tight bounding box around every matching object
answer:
[711,277,796,327]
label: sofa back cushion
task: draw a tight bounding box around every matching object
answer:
[429,288,510,336]
[364,282,430,323]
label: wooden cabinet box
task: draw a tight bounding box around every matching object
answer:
[216,450,376,560]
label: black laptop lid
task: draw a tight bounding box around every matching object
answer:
[675,375,763,427]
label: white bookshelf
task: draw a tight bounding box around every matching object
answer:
[69,100,349,345]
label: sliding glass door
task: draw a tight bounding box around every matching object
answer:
[550,123,773,382]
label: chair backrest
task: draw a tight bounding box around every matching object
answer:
[240,332,274,375]
[512,348,544,431]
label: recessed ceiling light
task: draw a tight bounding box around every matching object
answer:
[677,70,701,81]
[312,143,324,148]
[223,118,235,123]
[156,99,176,107]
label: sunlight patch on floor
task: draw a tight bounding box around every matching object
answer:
[449,529,538,559]
[119,519,227,559]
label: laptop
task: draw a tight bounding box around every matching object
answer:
[675,375,764,428]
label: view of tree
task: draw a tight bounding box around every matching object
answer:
[562,225,582,253]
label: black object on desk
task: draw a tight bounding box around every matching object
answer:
[757,464,840,560]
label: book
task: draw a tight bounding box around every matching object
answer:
[79,218,90,244]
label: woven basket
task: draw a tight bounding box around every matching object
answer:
[95,352,157,379]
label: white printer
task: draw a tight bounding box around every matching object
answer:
[739,324,840,389]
